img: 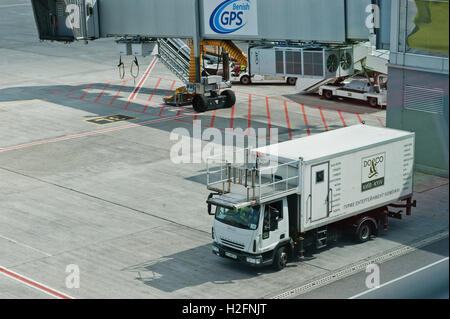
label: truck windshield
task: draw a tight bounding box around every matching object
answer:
[215,206,261,230]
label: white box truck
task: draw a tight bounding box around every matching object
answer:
[206,125,416,270]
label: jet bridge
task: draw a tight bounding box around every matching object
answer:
[31,0,373,43]
[30,0,377,112]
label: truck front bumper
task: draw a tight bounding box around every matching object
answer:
[212,242,267,267]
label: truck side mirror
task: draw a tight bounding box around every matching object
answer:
[208,203,214,215]
[207,193,215,216]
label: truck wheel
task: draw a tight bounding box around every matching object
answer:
[240,75,251,85]
[287,77,297,86]
[368,97,378,108]
[273,246,288,271]
[324,90,333,100]
[192,95,208,113]
[221,90,236,108]
[356,222,372,243]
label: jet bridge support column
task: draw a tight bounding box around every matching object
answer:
[193,0,202,83]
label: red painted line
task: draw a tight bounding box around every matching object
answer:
[65,86,78,97]
[144,75,388,121]
[377,116,385,127]
[94,82,111,103]
[128,57,159,102]
[0,266,73,299]
[0,113,196,153]
[301,103,311,136]
[247,94,252,132]
[230,104,235,129]
[109,80,128,106]
[80,84,93,100]
[265,97,272,138]
[356,113,364,123]
[142,78,162,113]
[283,100,293,140]
[338,110,347,127]
[210,110,217,127]
[158,80,177,117]
[318,107,329,131]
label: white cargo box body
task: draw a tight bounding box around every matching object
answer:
[254,125,415,232]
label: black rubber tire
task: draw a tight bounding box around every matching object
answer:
[192,95,208,113]
[324,90,333,100]
[240,75,251,85]
[368,97,378,108]
[221,90,236,108]
[273,246,288,271]
[356,221,372,243]
[287,77,297,86]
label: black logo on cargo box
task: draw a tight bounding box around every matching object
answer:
[361,153,385,192]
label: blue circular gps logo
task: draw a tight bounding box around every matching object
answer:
[209,0,251,34]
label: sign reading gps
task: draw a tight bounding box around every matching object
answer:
[204,0,258,36]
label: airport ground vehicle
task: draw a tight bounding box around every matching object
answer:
[319,73,388,108]
[206,125,416,270]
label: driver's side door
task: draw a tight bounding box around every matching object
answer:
[261,200,284,252]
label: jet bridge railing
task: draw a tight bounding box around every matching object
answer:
[206,149,300,204]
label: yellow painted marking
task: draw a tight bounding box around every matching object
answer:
[0,99,42,107]
[85,114,138,125]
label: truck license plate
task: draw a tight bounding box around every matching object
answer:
[225,252,237,259]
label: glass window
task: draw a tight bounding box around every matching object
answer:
[316,171,325,184]
[215,205,260,230]
[406,0,449,56]
[262,201,283,239]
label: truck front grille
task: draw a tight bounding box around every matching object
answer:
[220,238,245,251]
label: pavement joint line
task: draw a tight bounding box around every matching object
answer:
[269,229,449,299]
[0,166,211,238]
[7,225,168,270]
[0,234,52,257]
[0,112,196,153]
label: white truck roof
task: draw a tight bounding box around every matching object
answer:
[255,124,414,163]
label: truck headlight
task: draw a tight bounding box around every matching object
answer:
[246,257,261,264]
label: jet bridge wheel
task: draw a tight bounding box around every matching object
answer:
[221,90,236,108]
[192,94,208,113]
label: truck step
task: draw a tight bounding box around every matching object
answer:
[315,228,328,249]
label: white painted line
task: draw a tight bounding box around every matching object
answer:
[127,56,159,101]
[349,257,449,299]
[0,265,74,299]
[0,234,52,257]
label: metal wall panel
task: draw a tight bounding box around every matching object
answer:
[345,0,371,40]
[98,0,196,38]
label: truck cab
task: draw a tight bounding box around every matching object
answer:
[209,194,291,269]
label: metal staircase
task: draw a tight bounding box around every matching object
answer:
[157,38,191,84]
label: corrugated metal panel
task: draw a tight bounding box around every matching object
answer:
[404,86,445,114]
